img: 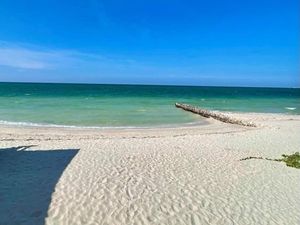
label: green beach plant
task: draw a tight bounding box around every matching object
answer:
[281,152,300,168]
[240,152,300,169]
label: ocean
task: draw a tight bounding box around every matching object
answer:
[0,82,299,128]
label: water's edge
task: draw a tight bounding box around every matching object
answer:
[0,118,209,130]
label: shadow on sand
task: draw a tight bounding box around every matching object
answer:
[0,145,79,225]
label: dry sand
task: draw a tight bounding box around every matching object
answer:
[0,112,300,225]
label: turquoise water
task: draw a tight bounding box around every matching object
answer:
[0,82,299,127]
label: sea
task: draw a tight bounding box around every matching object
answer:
[0,82,299,128]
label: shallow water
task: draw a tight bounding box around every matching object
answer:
[0,82,299,127]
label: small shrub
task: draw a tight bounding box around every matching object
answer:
[281,152,300,169]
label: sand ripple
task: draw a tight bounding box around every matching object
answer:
[1,113,299,225]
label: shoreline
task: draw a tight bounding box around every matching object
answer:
[0,110,298,132]
[0,118,209,131]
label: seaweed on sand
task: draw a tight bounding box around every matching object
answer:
[240,152,300,169]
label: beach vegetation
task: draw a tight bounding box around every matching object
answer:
[240,152,300,169]
[281,152,300,169]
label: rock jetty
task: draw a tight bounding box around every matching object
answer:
[175,103,256,127]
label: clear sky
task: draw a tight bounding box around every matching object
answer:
[0,0,299,87]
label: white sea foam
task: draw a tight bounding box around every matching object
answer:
[0,120,204,130]
[285,107,296,110]
[0,120,138,129]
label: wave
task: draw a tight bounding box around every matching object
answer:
[285,107,296,110]
[0,120,143,129]
[0,120,204,129]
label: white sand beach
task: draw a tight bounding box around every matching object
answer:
[1,112,300,225]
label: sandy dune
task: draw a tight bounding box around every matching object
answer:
[1,112,300,225]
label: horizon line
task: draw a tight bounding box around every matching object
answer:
[0,81,299,89]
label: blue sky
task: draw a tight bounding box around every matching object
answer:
[0,0,299,87]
